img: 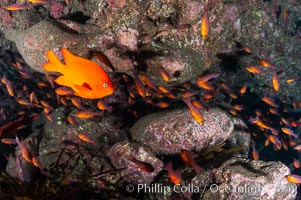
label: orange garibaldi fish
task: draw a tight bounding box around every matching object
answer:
[43,48,114,99]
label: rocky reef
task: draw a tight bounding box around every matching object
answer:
[0,0,300,199]
[131,108,233,154]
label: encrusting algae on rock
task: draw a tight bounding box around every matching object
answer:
[131,108,234,154]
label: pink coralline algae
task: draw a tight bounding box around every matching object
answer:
[107,141,164,184]
[50,2,65,19]
[0,9,13,30]
[131,108,234,154]
[117,28,139,51]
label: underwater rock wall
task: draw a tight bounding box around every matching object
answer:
[0,0,300,199]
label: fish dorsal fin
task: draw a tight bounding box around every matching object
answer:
[61,48,81,65]
[73,82,92,91]
[43,50,65,73]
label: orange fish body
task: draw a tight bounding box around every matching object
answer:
[281,128,298,138]
[182,97,204,124]
[128,157,154,173]
[294,159,300,169]
[246,66,264,74]
[251,141,259,160]
[159,67,170,82]
[262,96,278,108]
[43,48,114,99]
[5,3,34,11]
[28,0,49,4]
[164,162,182,185]
[286,175,301,184]
[239,84,247,95]
[259,60,272,67]
[272,72,280,92]
[74,110,101,119]
[196,81,215,91]
[201,8,209,40]
[180,149,203,174]
[16,136,32,163]
[97,99,112,113]
[77,132,97,146]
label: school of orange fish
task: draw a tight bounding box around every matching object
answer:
[1,0,300,187]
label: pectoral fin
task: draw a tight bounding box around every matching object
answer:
[73,82,93,91]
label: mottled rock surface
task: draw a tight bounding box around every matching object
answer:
[4,21,89,73]
[131,108,234,154]
[227,118,250,156]
[192,157,297,200]
[5,107,121,185]
[107,141,164,184]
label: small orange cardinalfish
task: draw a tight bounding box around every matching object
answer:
[27,0,50,4]
[251,140,259,160]
[201,5,209,40]
[220,82,232,91]
[74,110,102,119]
[70,97,83,109]
[239,84,247,95]
[233,105,244,111]
[128,156,154,173]
[0,114,39,137]
[262,96,278,108]
[246,66,264,74]
[181,91,198,98]
[196,81,215,91]
[55,87,74,96]
[286,174,301,184]
[164,162,182,184]
[97,99,112,113]
[259,60,272,67]
[30,91,38,103]
[159,67,170,82]
[272,72,280,92]
[269,108,279,115]
[191,100,204,108]
[182,97,204,124]
[294,144,301,151]
[197,73,220,83]
[140,74,159,92]
[294,159,300,169]
[32,156,47,175]
[158,86,171,94]
[67,116,79,126]
[249,117,274,132]
[286,78,295,83]
[180,149,203,174]
[77,132,97,146]
[4,78,14,97]
[281,128,298,138]
[5,3,34,11]
[155,101,169,108]
[16,136,32,163]
[269,135,281,147]
[133,72,146,97]
[243,47,252,54]
[1,138,17,145]
[43,48,114,99]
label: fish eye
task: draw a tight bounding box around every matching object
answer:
[103,83,108,88]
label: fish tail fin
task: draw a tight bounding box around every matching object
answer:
[181,96,191,105]
[43,50,64,73]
